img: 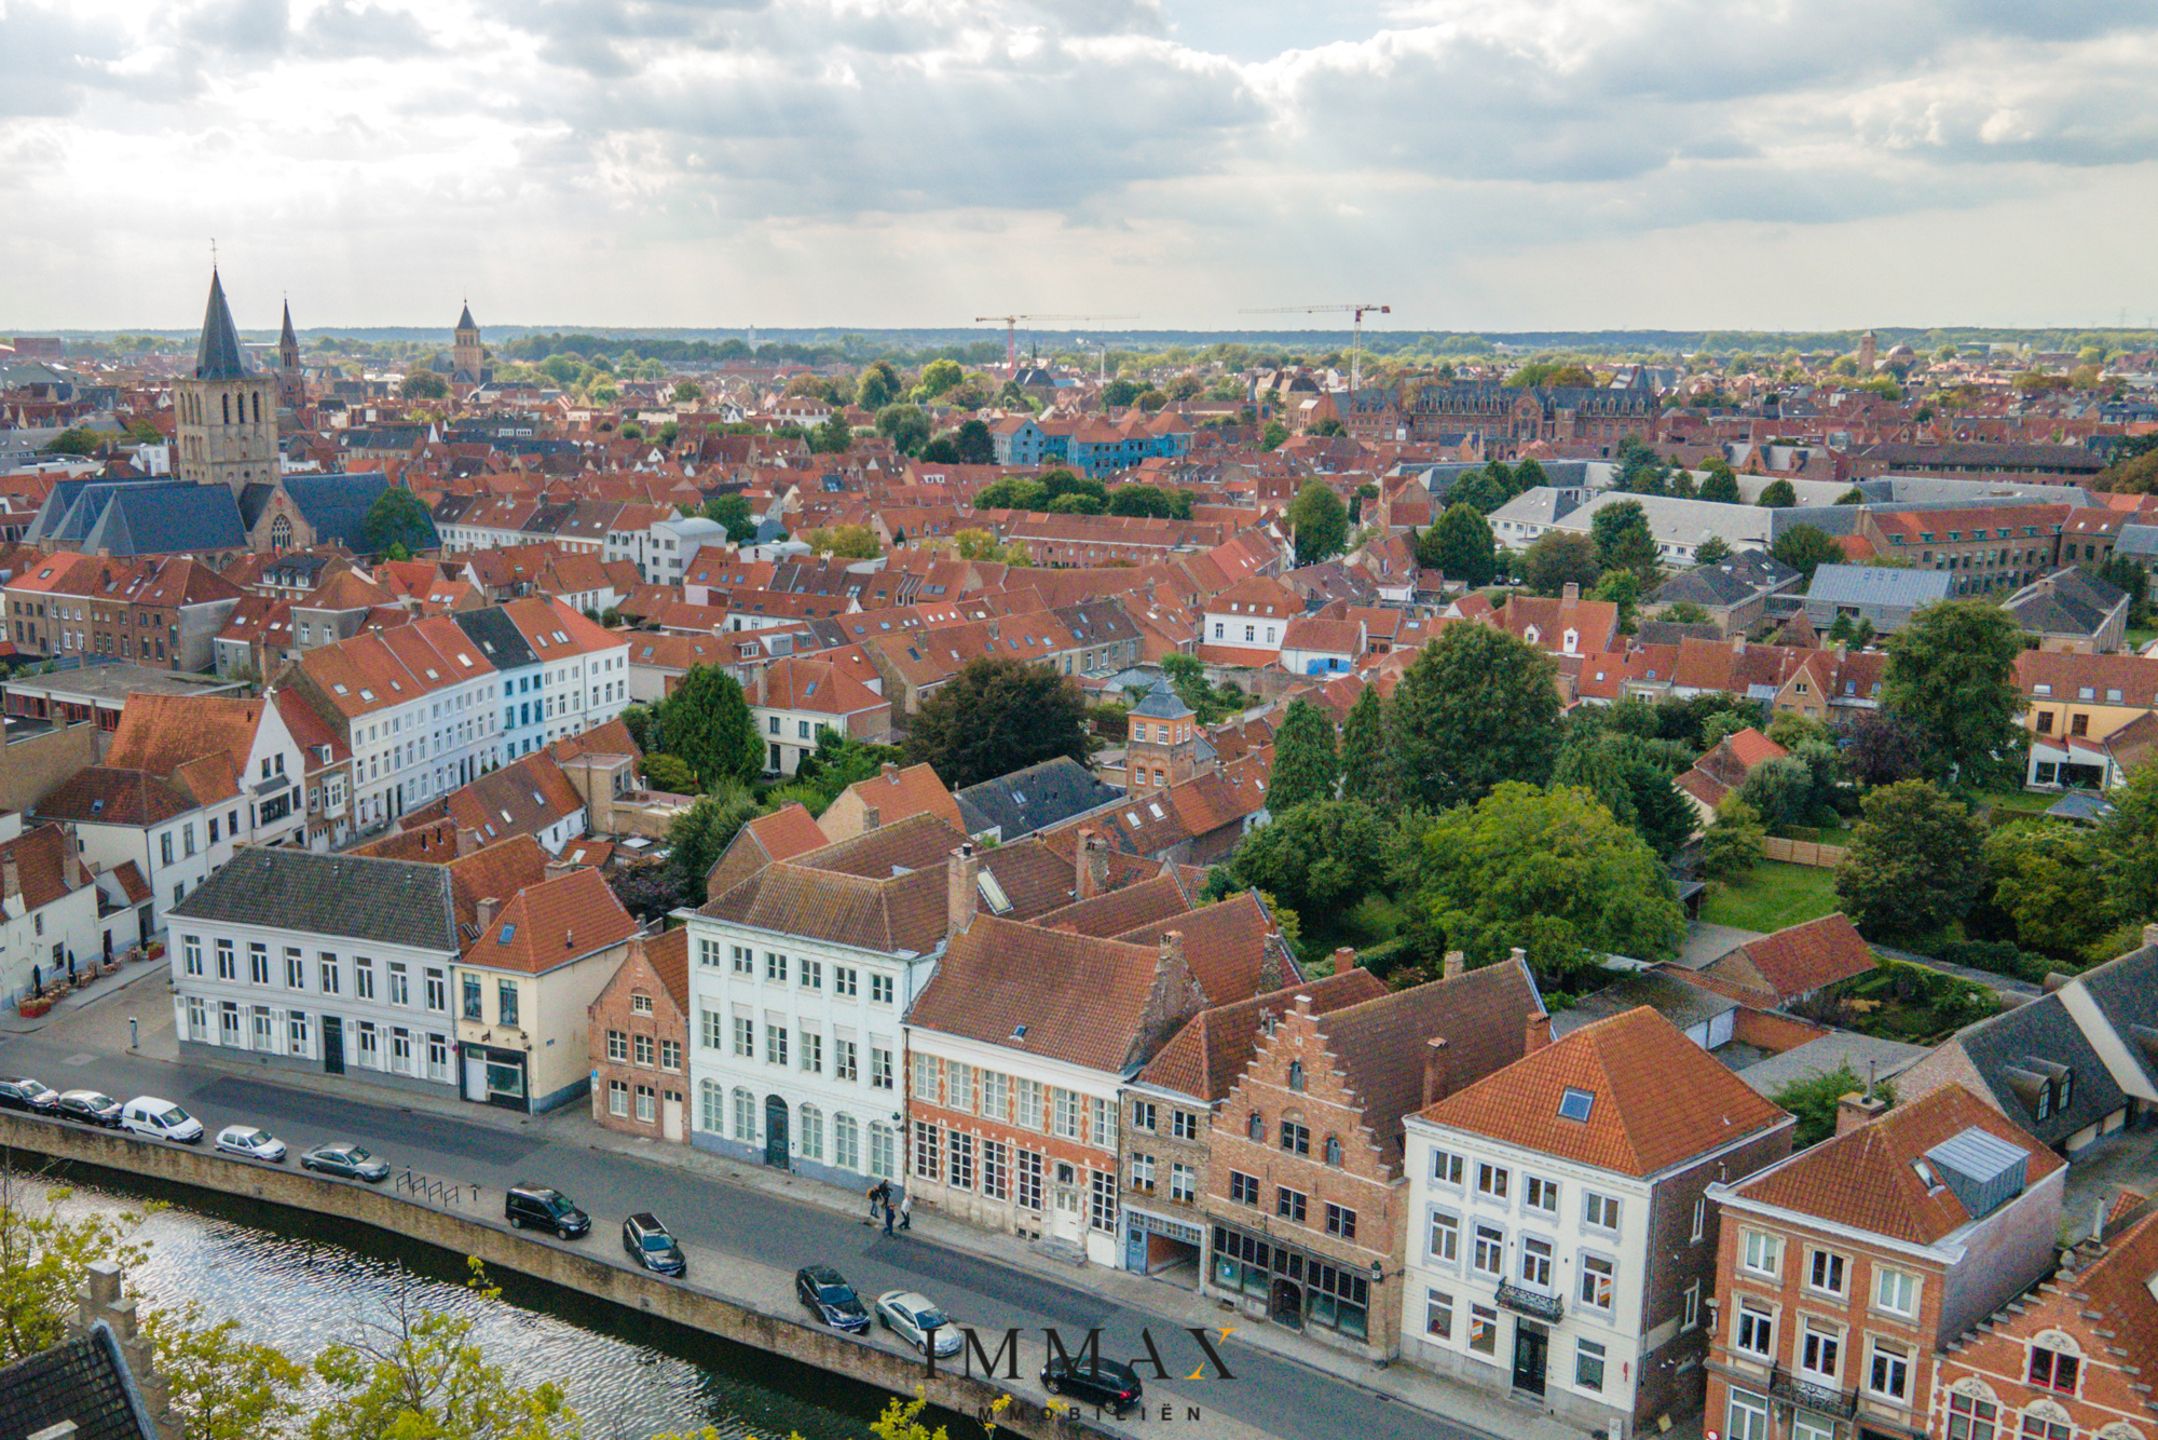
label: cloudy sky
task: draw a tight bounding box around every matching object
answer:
[5,0,2156,333]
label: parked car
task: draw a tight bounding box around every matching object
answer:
[53,1090,122,1128]
[299,1144,391,1182]
[621,1212,686,1275]
[214,1125,287,1162]
[875,1290,962,1359]
[504,1184,590,1239]
[120,1097,204,1144]
[1040,1356,1144,1417]
[0,1078,58,1113]
[794,1265,870,1334]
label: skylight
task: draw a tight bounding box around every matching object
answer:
[1558,1088,1595,1122]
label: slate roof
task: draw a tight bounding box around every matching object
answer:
[954,755,1120,842]
[244,473,402,550]
[1553,968,1739,1038]
[1129,686,1196,720]
[2064,941,2158,1094]
[1943,993,2130,1148]
[195,269,251,380]
[0,1322,160,1440]
[170,846,459,952]
[1423,1006,1790,1177]
[452,605,541,671]
[1804,563,1954,609]
[2003,567,2128,639]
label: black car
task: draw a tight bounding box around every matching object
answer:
[53,1090,122,1128]
[0,1078,58,1113]
[795,1265,870,1333]
[1041,1356,1144,1417]
[622,1212,686,1276]
[299,1144,392,1182]
[505,1184,590,1239]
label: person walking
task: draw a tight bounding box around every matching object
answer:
[865,1179,888,1226]
[897,1188,913,1231]
[882,1190,896,1235]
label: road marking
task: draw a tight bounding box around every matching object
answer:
[63,1053,96,1067]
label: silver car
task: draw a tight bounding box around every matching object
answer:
[215,1125,287,1162]
[875,1290,962,1358]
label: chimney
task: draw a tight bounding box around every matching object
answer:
[947,842,980,933]
[1731,634,1747,655]
[60,824,85,889]
[1422,1036,1452,1108]
[1509,946,1528,970]
[1,852,19,904]
[1524,1012,1552,1054]
[475,896,501,932]
[1561,581,1580,604]
[544,857,575,880]
[754,665,768,704]
[1332,945,1358,972]
[1077,829,1111,899]
[862,804,881,831]
[1835,1090,1887,1136]
[2044,971,2074,993]
[456,826,484,856]
[75,1262,181,1440]
[880,761,898,781]
[1442,949,1466,980]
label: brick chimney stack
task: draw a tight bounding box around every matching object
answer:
[1077,829,1110,899]
[862,804,880,831]
[1836,1090,1887,1136]
[1422,1036,1451,1108]
[1441,949,1465,980]
[475,896,500,932]
[947,842,980,933]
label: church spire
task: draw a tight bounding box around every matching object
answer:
[194,268,251,381]
[457,300,477,332]
[279,297,298,350]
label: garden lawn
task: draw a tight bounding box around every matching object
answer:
[1699,860,1843,934]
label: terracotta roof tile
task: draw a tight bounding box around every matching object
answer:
[463,865,638,974]
[1140,968,1386,1100]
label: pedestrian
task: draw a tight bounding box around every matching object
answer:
[882,1194,895,1236]
[897,1188,912,1231]
[865,1180,887,1226]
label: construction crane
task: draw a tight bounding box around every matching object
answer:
[973,313,1137,373]
[1239,302,1392,391]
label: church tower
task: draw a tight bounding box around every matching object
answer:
[451,301,489,386]
[276,298,304,412]
[174,269,279,495]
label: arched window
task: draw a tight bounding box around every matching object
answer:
[270,515,293,551]
[222,393,231,425]
[799,1103,824,1162]
[1287,1060,1304,1093]
[252,391,262,423]
[731,1087,757,1142]
[833,1113,861,1172]
[1325,1136,1343,1167]
[1247,1111,1264,1141]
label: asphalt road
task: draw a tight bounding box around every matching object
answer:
[0,1023,1482,1440]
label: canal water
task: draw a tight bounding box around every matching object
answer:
[27,1163,937,1440]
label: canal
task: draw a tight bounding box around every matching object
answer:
[25,1160,938,1440]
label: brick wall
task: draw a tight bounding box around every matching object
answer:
[588,947,690,1142]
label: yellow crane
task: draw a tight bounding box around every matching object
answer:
[1239,302,1392,391]
[973,313,1137,373]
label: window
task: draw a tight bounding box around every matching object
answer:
[1472,1222,1504,1277]
[497,980,517,1026]
[1170,1163,1196,1204]
[912,1121,940,1180]
[800,958,821,990]
[1425,1290,1453,1340]
[1276,1187,1307,1223]
[1089,1170,1117,1233]
[1286,1060,1304,1091]
[1691,1193,1706,1242]
[1468,1304,1498,1356]
[661,1039,681,1071]
[1727,1390,1770,1440]
[1808,1248,1848,1297]
[216,939,236,980]
[733,1088,757,1142]
[870,974,893,1005]
[1052,1089,1082,1139]
[457,972,475,1016]
[946,1129,972,1189]
[1867,1338,1911,1401]
[1558,1086,1595,1121]
[1734,1299,1774,1358]
[1578,1253,1615,1311]
[607,1030,629,1062]
[1280,1120,1309,1156]
[1090,1096,1117,1148]
[1173,1108,1198,1141]
[800,1032,823,1073]
[834,1038,857,1083]
[729,944,752,974]
[1799,1320,1842,1382]
[979,1070,1006,1119]
[631,991,653,1015]
[1524,1175,1559,1214]
[634,1033,655,1067]
[1740,1229,1783,1279]
[871,1047,894,1091]
[636,1087,656,1124]
[183,936,203,976]
[1583,1190,1620,1231]
[1133,1099,1157,1132]
[834,1115,861,1173]
[2022,1415,2071,1440]
[387,961,409,1006]
[1576,1339,1606,1393]
[833,964,858,997]
[1131,1153,1156,1191]
[1016,1148,1043,1210]
[425,969,446,1012]
[1683,1280,1701,1330]
[284,948,305,989]
[609,1080,629,1117]
[765,1024,788,1066]
[1874,1266,1919,1319]
[1476,1163,1509,1200]
[1230,1171,1260,1206]
[1947,1392,1998,1440]
[765,951,788,983]
[730,1015,753,1056]
[1428,1211,1460,1264]
[1519,1235,1552,1287]
[2028,1346,2080,1395]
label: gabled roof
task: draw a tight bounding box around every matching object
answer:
[1139,968,1386,1101]
[170,847,459,952]
[953,755,1120,841]
[0,1321,161,1440]
[1707,912,1876,1003]
[1938,993,2130,1147]
[463,867,636,974]
[1422,1006,1790,1177]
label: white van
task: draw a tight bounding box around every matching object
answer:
[120,1096,205,1144]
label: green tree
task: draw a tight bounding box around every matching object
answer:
[1417,503,1498,585]
[1337,686,1395,808]
[360,487,435,556]
[0,1171,150,1364]
[146,1300,308,1440]
[399,370,449,401]
[1310,417,1346,437]
[2094,760,2158,925]
[1835,780,1985,945]
[1770,523,1843,582]
[665,782,761,896]
[1981,821,2113,962]
[1260,420,1289,451]
[1773,1064,1880,1148]
[700,494,758,543]
[1692,535,1733,566]
[916,358,963,399]
[1417,782,1686,988]
[1700,795,1765,880]
[1738,754,1817,829]
[655,665,763,789]
[855,359,902,410]
[1519,531,1602,595]
[1285,481,1350,565]
[640,752,699,794]
[1698,460,1742,504]
[1756,479,1799,508]
[953,417,994,464]
[1882,600,2026,788]
[1836,486,1868,505]
[808,412,853,454]
[1267,699,1339,811]
[1217,799,1394,931]
[1448,470,1511,514]
[807,524,881,558]
[1103,378,1143,408]
[903,655,1090,790]
[1389,625,1561,811]
[40,426,105,456]
[874,403,931,456]
[672,379,702,403]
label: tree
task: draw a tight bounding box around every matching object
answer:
[672,379,703,403]
[40,426,104,457]
[855,360,902,410]
[1416,782,1686,989]
[2094,760,2158,925]
[953,417,994,464]
[874,403,931,455]
[918,436,960,463]
[1773,1064,1876,1148]
[1701,795,1765,880]
[1519,531,1602,596]
[1267,699,1339,811]
[360,487,435,556]
[916,357,963,399]
[1448,470,1511,514]
[1285,481,1350,565]
[1770,523,1843,582]
[1836,486,1868,505]
[1693,535,1733,565]
[1260,420,1289,451]
[309,1263,578,1440]
[1389,625,1561,811]
[640,752,699,794]
[1756,479,1798,508]
[1981,821,2113,962]
[903,655,1089,790]
[1217,799,1394,930]
[1837,709,1926,788]
[146,1300,308,1440]
[808,412,853,454]
[1835,780,1985,945]
[1337,686,1395,808]
[1590,568,1643,633]
[664,782,761,896]
[655,665,763,790]
[807,524,881,558]
[1418,503,1497,585]
[1882,599,2026,788]
[1738,754,1817,828]
[1310,417,1347,437]
[700,494,758,543]
[0,1168,150,1364]
[399,370,448,401]
[1698,461,1742,504]
[1103,378,1143,408]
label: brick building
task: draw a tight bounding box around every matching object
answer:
[588,930,691,1142]
[1201,958,1544,1357]
[1855,506,2071,597]
[1704,1085,2064,1440]
[1404,380,1659,455]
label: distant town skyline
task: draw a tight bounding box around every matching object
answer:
[6,0,2156,332]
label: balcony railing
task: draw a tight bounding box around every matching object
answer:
[1771,1367,1857,1418]
[1494,1282,1565,1323]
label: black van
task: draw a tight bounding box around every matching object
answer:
[504,1184,590,1239]
[1040,1356,1144,1416]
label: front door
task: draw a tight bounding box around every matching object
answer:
[1050,1162,1084,1243]
[464,1052,488,1101]
[1512,1320,1549,1396]
[1269,1277,1304,1329]
[764,1094,790,1169]
[662,1094,683,1143]
[321,1016,345,1075]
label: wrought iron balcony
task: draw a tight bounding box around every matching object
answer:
[1494,1282,1565,1323]
[1771,1367,1858,1418]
